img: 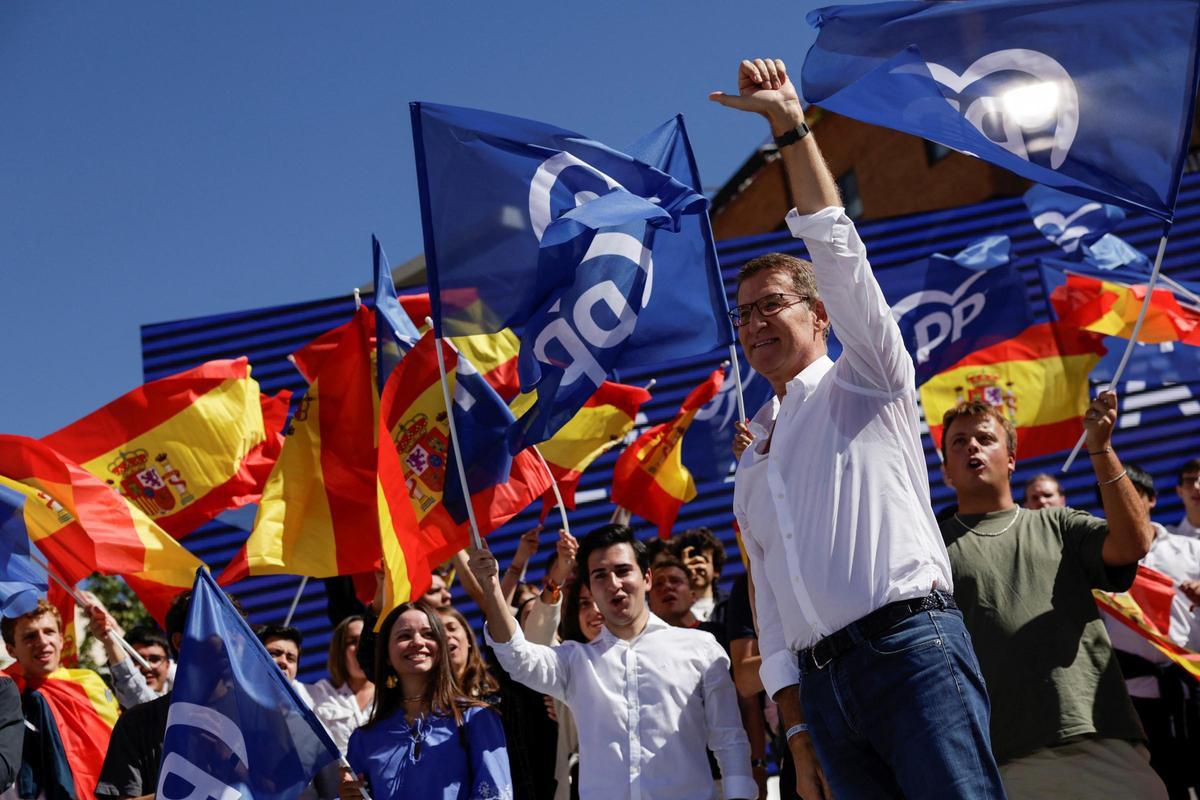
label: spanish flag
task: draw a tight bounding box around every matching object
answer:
[921,322,1107,460]
[611,369,723,538]
[1095,566,1200,679]
[1050,273,1200,344]
[376,332,550,613]
[4,665,118,800]
[537,381,652,518]
[235,307,381,581]
[41,358,289,539]
[0,436,205,622]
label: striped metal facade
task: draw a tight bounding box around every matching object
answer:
[142,174,1200,682]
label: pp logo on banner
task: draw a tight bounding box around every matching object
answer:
[526,154,655,388]
[901,49,1079,168]
[891,272,989,365]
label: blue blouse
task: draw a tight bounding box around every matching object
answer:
[346,705,512,800]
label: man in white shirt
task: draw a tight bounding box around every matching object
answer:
[1102,464,1200,797]
[469,524,756,800]
[1169,458,1200,538]
[711,57,1004,799]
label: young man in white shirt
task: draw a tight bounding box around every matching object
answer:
[469,524,756,800]
[711,57,1004,799]
[1170,458,1200,538]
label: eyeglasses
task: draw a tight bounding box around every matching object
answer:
[729,293,810,327]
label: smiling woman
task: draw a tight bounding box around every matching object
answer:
[341,602,512,800]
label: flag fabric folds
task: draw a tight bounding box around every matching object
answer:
[0,484,46,618]
[0,436,205,622]
[1023,184,1141,267]
[41,358,288,538]
[537,381,652,517]
[801,0,1200,221]
[374,235,422,389]
[921,322,1107,459]
[158,569,339,800]
[3,665,119,800]
[240,307,381,580]
[612,369,724,538]
[411,103,733,450]
[681,363,774,484]
[1095,567,1200,679]
[377,332,551,604]
[1040,261,1200,383]
[882,235,1032,386]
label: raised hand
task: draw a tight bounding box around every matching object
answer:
[709,58,804,131]
[547,529,579,586]
[1082,390,1118,452]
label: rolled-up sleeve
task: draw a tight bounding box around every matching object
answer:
[786,207,914,395]
[701,643,757,799]
[108,658,157,709]
[484,625,570,701]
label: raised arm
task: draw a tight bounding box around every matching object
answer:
[709,58,840,214]
[712,58,912,395]
[466,544,569,699]
[1089,391,1154,565]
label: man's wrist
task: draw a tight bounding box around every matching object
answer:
[768,103,806,137]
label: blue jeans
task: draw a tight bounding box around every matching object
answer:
[798,606,1006,798]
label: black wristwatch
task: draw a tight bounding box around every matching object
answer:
[773,121,811,149]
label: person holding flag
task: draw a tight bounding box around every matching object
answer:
[712,57,1003,798]
[938,395,1164,797]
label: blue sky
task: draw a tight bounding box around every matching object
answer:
[0,2,848,437]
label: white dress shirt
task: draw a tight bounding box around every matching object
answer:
[486,613,755,800]
[1104,522,1200,698]
[733,206,954,700]
[1171,515,1200,538]
[307,679,372,755]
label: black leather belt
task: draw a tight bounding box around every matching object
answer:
[800,591,957,670]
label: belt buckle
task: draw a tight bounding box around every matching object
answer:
[812,644,833,670]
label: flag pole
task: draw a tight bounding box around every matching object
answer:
[532,446,571,539]
[283,576,308,627]
[728,345,747,422]
[27,550,154,673]
[426,319,484,550]
[1061,228,1172,472]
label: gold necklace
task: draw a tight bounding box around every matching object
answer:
[954,506,1021,537]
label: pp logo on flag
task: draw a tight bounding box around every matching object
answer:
[892,272,989,365]
[904,49,1079,168]
[525,154,656,388]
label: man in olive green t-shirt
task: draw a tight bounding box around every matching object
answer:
[938,393,1166,800]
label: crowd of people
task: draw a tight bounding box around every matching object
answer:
[2,56,1200,800]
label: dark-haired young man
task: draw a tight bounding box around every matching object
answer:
[939,396,1165,798]
[648,556,699,628]
[1170,458,1200,538]
[713,57,1002,799]
[674,527,726,623]
[469,524,755,800]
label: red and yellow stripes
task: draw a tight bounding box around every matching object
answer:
[539,381,652,514]
[1051,273,1200,344]
[0,436,203,621]
[4,666,118,800]
[611,370,723,538]
[921,322,1106,459]
[243,307,381,579]
[41,358,287,538]
[1095,566,1200,679]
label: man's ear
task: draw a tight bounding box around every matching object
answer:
[4,643,14,660]
[644,568,653,592]
[812,299,830,331]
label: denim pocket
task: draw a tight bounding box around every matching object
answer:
[865,615,943,656]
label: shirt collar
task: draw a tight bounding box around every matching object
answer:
[747,356,834,440]
[596,612,669,646]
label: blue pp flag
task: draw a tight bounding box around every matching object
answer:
[157,568,338,800]
[373,234,422,389]
[0,484,47,618]
[411,103,734,450]
[681,361,774,484]
[801,0,1200,221]
[884,235,1033,384]
[1023,185,1150,271]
